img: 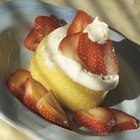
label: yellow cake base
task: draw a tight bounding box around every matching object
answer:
[29,36,107,111]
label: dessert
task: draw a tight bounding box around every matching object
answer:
[29,11,119,111]
[6,10,139,135]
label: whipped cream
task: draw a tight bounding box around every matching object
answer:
[41,25,119,91]
[84,17,109,44]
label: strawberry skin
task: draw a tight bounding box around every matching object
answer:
[23,78,48,112]
[110,109,139,133]
[24,28,39,51]
[37,90,72,129]
[77,33,119,76]
[7,69,32,100]
[24,15,63,51]
[74,107,115,135]
[67,10,92,35]
[35,15,62,41]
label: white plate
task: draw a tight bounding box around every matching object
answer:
[0,0,140,140]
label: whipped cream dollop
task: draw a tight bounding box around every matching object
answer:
[41,23,119,91]
[84,17,109,44]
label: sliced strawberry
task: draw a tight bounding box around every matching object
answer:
[24,28,40,51]
[36,90,72,129]
[110,109,139,133]
[24,15,64,51]
[74,107,115,135]
[77,33,119,76]
[23,78,48,112]
[7,69,32,100]
[67,10,92,35]
[59,32,82,62]
[35,15,63,40]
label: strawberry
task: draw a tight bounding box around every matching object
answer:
[35,15,63,41]
[110,109,139,133]
[73,107,115,135]
[59,32,82,62]
[77,33,119,76]
[67,10,92,35]
[24,28,39,51]
[36,90,72,129]
[7,69,32,100]
[24,15,63,51]
[23,78,48,112]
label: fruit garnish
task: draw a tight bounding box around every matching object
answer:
[67,10,92,35]
[59,32,82,62]
[77,33,119,76]
[74,107,139,135]
[7,69,32,100]
[110,108,139,133]
[60,10,119,76]
[24,15,64,51]
[74,107,115,135]
[24,28,39,51]
[35,15,63,41]
[36,90,72,129]
[23,78,48,112]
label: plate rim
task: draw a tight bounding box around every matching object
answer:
[0,1,140,140]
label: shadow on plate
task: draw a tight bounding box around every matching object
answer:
[103,39,140,107]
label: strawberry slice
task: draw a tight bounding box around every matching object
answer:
[77,33,119,76]
[67,10,92,35]
[35,15,63,40]
[23,78,48,112]
[24,15,64,51]
[7,69,32,100]
[24,28,39,51]
[36,90,72,129]
[110,109,139,133]
[59,32,82,62]
[74,107,115,135]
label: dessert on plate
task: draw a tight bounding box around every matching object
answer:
[6,10,139,135]
[29,11,119,111]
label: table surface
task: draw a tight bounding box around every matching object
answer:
[0,0,140,140]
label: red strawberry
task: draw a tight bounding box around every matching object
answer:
[36,90,72,129]
[77,33,119,76]
[67,10,92,35]
[59,32,82,62]
[7,69,32,100]
[35,15,63,40]
[24,15,63,51]
[73,107,115,135]
[24,28,39,51]
[23,78,48,112]
[110,109,139,133]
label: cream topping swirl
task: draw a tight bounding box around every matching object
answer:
[41,24,119,91]
[84,17,109,44]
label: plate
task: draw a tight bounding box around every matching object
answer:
[0,0,140,140]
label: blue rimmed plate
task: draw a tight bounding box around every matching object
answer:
[0,0,140,140]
